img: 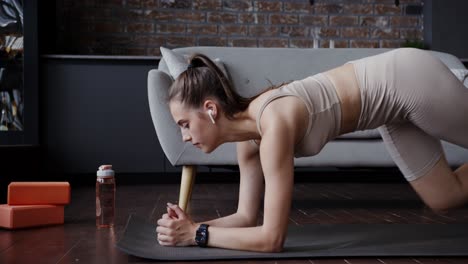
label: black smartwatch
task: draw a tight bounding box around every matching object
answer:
[195,224,209,247]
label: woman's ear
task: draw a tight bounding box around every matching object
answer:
[203,100,218,117]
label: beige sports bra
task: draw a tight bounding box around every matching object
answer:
[253,73,342,158]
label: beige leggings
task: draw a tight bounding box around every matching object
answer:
[352,48,468,181]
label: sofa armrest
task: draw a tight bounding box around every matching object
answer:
[148,69,187,165]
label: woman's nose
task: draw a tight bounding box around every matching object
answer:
[183,134,191,142]
[182,130,191,142]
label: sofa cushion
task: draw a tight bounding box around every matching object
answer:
[160,47,228,80]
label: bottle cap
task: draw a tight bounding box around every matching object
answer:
[97,164,114,177]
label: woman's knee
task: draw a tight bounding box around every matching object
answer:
[410,159,468,211]
[424,196,461,212]
[454,163,468,178]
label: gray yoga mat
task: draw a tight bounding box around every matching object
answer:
[116,215,468,260]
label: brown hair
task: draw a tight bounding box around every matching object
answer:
[168,53,251,119]
[168,53,286,119]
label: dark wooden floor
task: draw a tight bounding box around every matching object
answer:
[1,176,468,264]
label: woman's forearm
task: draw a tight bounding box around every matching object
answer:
[207,225,284,252]
[199,212,257,228]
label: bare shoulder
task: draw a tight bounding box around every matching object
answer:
[259,96,309,145]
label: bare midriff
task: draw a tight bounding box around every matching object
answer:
[323,63,362,135]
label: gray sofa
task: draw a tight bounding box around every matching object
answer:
[148,47,468,210]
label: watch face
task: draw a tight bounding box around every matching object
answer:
[196,225,208,246]
[197,231,206,241]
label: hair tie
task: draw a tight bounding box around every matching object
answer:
[187,63,195,70]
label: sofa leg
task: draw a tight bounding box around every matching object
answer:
[178,165,197,212]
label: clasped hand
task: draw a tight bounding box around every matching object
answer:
[156,202,197,246]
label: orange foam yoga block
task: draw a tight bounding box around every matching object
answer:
[0,204,64,229]
[7,182,71,205]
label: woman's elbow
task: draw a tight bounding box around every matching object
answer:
[259,233,286,253]
[266,241,285,253]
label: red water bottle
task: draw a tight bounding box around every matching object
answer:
[96,165,115,228]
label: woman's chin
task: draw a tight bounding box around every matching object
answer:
[201,144,218,154]
[203,147,214,154]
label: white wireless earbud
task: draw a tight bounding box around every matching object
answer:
[208,109,216,124]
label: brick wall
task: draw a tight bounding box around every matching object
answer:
[55,0,423,56]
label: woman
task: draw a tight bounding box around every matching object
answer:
[156,48,468,252]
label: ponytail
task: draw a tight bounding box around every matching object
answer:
[168,53,251,119]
